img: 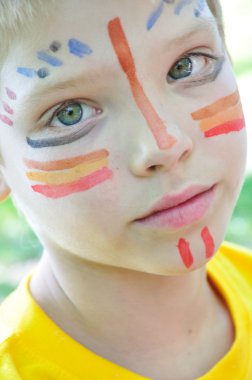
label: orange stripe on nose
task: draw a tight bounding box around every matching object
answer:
[108,17,176,150]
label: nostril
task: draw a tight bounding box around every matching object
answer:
[180,148,192,162]
[148,165,163,172]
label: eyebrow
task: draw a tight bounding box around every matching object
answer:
[162,17,219,49]
[24,17,219,101]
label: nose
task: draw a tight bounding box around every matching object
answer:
[128,122,193,177]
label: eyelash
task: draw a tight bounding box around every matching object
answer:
[167,51,225,87]
[26,101,102,149]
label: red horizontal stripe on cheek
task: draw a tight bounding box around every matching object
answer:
[31,167,113,199]
[204,118,245,138]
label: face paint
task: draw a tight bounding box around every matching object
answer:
[37,68,50,78]
[1,88,17,126]
[194,0,205,17]
[191,91,246,138]
[17,67,37,78]
[201,226,215,258]
[0,189,10,202]
[146,1,165,30]
[2,101,14,115]
[26,116,99,148]
[174,0,194,15]
[178,226,215,268]
[5,88,17,100]
[68,38,93,58]
[37,50,63,67]
[108,17,176,150]
[24,149,113,199]
[17,39,92,81]
[0,114,13,126]
[177,238,194,268]
[49,40,62,53]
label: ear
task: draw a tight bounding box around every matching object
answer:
[0,170,11,202]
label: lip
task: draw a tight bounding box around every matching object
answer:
[135,185,216,229]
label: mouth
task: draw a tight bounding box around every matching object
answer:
[135,185,216,229]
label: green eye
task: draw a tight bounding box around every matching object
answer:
[168,57,193,80]
[57,102,83,126]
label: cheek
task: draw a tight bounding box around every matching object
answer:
[177,225,215,269]
[191,90,245,138]
[0,87,18,127]
[23,149,113,199]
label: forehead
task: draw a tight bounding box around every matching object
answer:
[3,0,219,101]
[17,0,217,52]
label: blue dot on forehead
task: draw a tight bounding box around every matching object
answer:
[50,41,62,52]
[37,67,50,78]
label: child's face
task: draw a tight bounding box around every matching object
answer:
[0,0,246,274]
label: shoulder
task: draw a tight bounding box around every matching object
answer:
[217,241,252,272]
[208,241,252,292]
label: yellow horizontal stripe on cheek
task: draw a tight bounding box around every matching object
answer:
[26,158,108,185]
[199,101,244,132]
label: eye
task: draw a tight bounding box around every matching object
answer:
[51,101,96,128]
[57,102,83,126]
[167,52,225,86]
[26,100,103,148]
[168,57,193,80]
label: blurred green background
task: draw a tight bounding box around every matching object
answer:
[0,0,251,302]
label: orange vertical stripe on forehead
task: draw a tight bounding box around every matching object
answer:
[108,17,176,150]
[23,149,109,171]
[191,91,240,120]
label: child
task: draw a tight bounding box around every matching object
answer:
[0,0,251,378]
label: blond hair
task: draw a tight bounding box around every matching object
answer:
[0,0,224,66]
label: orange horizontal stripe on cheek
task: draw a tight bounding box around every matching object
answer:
[199,101,244,132]
[26,158,108,185]
[191,91,240,120]
[23,149,109,171]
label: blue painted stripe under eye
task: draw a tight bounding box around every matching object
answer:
[37,51,64,67]
[26,120,96,149]
[17,67,37,77]
[68,39,93,58]
[174,0,194,15]
[147,1,164,30]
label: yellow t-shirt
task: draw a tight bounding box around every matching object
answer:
[0,242,252,379]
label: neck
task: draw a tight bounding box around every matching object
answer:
[30,248,232,378]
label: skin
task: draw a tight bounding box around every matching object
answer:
[0,0,247,379]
